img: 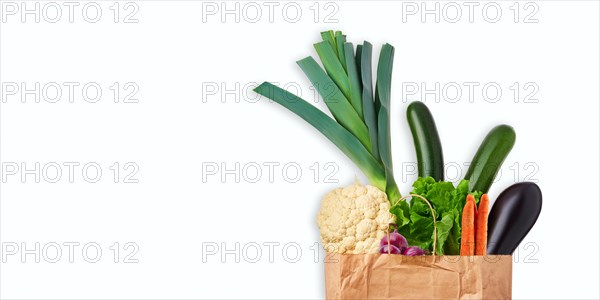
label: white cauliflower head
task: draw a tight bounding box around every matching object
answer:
[317,183,396,254]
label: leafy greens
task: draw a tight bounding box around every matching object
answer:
[390,177,482,255]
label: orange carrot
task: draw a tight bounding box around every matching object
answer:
[475,194,490,255]
[460,194,477,256]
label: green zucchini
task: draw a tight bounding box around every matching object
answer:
[406,101,445,181]
[464,125,516,193]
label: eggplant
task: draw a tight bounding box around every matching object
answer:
[487,182,542,255]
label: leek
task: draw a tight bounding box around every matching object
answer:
[254,31,401,202]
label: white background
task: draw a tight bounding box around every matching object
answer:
[0,1,599,299]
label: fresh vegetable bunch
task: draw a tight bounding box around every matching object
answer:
[255,30,538,256]
[394,103,517,255]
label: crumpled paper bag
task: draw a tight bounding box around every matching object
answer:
[325,253,512,299]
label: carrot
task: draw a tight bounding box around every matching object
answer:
[460,194,477,256]
[475,194,490,255]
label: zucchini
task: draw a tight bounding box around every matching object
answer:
[464,125,516,193]
[406,101,444,181]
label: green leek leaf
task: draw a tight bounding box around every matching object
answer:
[376,44,400,202]
[356,44,363,78]
[314,41,351,101]
[297,56,371,152]
[320,30,337,59]
[343,43,363,119]
[360,41,379,162]
[254,82,386,190]
[335,31,347,71]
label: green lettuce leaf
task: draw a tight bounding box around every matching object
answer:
[389,176,482,255]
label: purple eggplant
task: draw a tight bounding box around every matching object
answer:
[487,182,542,255]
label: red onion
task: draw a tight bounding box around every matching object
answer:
[379,230,408,253]
[379,244,403,254]
[404,246,428,256]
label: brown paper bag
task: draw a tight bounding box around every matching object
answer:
[324,194,512,299]
[325,253,512,299]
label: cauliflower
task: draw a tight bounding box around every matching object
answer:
[317,183,396,254]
